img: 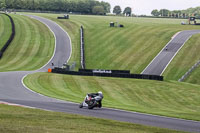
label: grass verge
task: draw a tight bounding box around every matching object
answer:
[0,104,182,133]
[0,13,12,50]
[0,14,54,71]
[185,64,200,85]
[24,72,200,121]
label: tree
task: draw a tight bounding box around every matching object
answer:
[151,9,160,16]
[0,0,6,9]
[1,0,111,15]
[113,5,121,15]
[92,6,105,15]
[159,9,170,17]
[123,7,132,16]
[100,1,110,13]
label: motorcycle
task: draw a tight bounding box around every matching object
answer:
[79,94,103,109]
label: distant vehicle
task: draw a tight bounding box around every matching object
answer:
[79,91,103,109]
[57,14,69,19]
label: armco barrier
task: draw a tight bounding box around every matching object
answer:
[0,13,15,59]
[52,68,163,81]
[179,60,200,82]
[80,26,85,69]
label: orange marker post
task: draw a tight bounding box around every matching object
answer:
[48,68,52,73]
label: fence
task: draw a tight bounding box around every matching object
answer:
[80,26,85,69]
[52,68,164,81]
[179,60,200,82]
[0,13,15,59]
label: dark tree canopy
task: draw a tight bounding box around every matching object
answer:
[92,6,105,15]
[113,5,121,15]
[0,0,6,9]
[159,9,170,17]
[123,7,132,16]
[0,0,111,15]
[151,9,160,16]
[151,6,200,18]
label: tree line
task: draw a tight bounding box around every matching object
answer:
[151,6,200,18]
[113,5,132,16]
[0,0,111,15]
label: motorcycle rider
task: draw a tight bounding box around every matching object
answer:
[86,91,104,108]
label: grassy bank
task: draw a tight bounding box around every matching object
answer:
[38,14,200,84]
[24,72,200,121]
[0,14,54,71]
[0,104,181,133]
[0,13,12,50]
[185,65,200,85]
[26,13,200,74]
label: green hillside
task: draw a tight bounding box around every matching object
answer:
[37,14,200,84]
[0,14,54,71]
[32,13,200,74]
[24,72,200,121]
[0,14,12,50]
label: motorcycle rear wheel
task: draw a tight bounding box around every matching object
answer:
[88,101,97,109]
[79,103,83,108]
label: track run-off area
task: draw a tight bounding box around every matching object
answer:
[0,14,200,132]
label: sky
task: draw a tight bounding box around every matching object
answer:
[98,0,200,15]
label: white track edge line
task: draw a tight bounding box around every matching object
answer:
[36,18,57,70]
[22,14,57,71]
[54,20,72,63]
[20,15,76,104]
[34,15,72,64]
[141,31,181,74]
[160,35,192,76]
[21,74,79,105]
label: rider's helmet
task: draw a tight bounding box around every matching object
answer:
[98,91,102,94]
[98,91,103,98]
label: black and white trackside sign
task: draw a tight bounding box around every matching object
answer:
[92,69,112,74]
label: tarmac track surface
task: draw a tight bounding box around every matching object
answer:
[0,15,200,132]
[142,30,200,75]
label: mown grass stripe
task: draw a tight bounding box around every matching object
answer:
[3,15,31,69]
[103,27,154,70]
[13,16,39,70]
[0,14,12,50]
[0,14,54,72]
[0,15,26,70]
[101,26,144,63]
[89,28,130,62]
[0,15,5,48]
[86,27,143,69]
